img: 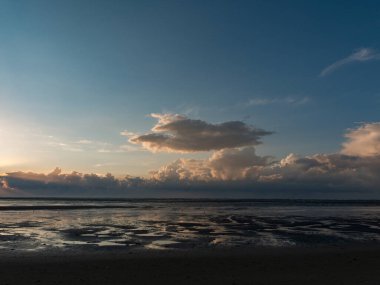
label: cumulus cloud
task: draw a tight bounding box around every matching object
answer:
[341,123,380,157]
[128,113,272,152]
[275,153,380,189]
[150,147,271,182]
[320,48,380,77]
[150,158,212,182]
[0,178,13,191]
[208,147,271,180]
[148,122,380,191]
[2,121,380,197]
[150,150,380,191]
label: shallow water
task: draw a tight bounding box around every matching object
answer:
[0,199,380,251]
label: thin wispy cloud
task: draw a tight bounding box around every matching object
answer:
[119,131,137,137]
[46,136,137,154]
[320,48,380,77]
[76,139,93,144]
[246,96,310,107]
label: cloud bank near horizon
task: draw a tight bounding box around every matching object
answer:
[1,117,380,198]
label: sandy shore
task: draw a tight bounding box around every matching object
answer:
[0,246,379,284]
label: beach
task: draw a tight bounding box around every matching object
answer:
[0,199,380,284]
[0,246,379,284]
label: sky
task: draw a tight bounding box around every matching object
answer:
[1,0,380,197]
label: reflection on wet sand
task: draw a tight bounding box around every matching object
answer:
[0,199,380,252]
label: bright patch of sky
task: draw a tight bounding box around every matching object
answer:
[0,0,379,175]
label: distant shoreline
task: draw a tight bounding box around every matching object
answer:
[1,196,380,204]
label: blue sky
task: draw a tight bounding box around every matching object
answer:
[0,0,380,178]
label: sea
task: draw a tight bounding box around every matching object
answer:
[0,198,380,252]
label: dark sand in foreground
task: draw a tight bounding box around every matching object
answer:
[0,246,379,285]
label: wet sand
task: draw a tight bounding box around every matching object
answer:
[0,246,379,284]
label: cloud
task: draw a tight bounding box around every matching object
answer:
[2,121,380,198]
[139,147,274,182]
[320,48,380,77]
[148,122,380,191]
[0,179,12,190]
[246,97,310,106]
[276,153,380,189]
[1,167,149,196]
[128,113,272,152]
[76,139,93,144]
[208,147,272,180]
[120,130,137,137]
[47,136,138,154]
[341,123,380,157]
[150,150,380,191]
